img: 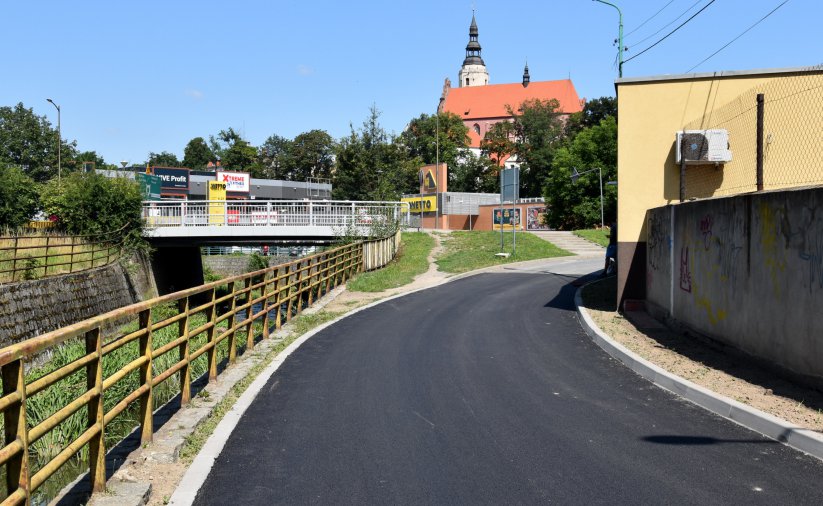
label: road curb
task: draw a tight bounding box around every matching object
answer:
[574,285,823,462]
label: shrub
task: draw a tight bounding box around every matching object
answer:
[0,164,39,229]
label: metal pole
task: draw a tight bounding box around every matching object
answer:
[756,93,765,191]
[679,158,687,203]
[599,167,604,228]
[47,99,61,182]
[435,111,440,230]
[593,0,624,78]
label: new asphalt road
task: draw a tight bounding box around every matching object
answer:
[193,262,823,505]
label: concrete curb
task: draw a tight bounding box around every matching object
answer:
[574,285,823,462]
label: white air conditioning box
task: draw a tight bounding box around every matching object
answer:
[675,129,732,165]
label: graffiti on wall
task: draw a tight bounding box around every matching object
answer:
[679,246,692,292]
[699,215,713,250]
[647,211,669,272]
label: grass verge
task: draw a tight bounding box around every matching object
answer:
[573,228,611,247]
[346,232,434,292]
[179,310,341,462]
[436,231,571,274]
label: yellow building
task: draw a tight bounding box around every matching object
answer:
[615,66,823,308]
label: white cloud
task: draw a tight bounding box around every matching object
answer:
[184,89,205,100]
[297,64,314,76]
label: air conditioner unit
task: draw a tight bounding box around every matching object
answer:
[675,129,732,165]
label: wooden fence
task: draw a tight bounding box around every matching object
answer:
[0,232,400,504]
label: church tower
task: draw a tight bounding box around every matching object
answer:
[458,13,489,87]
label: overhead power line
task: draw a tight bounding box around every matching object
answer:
[685,0,791,72]
[625,0,676,38]
[624,0,717,64]
[630,0,703,46]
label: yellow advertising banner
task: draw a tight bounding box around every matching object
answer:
[401,196,437,213]
[208,181,227,224]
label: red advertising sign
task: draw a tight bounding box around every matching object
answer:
[216,171,250,193]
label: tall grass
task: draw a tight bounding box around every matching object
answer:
[347,232,434,292]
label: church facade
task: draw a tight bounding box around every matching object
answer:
[440,14,584,156]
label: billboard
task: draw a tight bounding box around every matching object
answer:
[136,173,162,201]
[493,208,521,230]
[526,206,550,230]
[151,167,190,191]
[208,181,227,224]
[217,171,250,193]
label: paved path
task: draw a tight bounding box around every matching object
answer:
[192,261,823,505]
[530,230,605,256]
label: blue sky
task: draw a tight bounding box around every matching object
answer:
[3,0,820,166]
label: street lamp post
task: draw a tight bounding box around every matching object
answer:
[571,167,604,229]
[593,0,624,78]
[46,98,61,182]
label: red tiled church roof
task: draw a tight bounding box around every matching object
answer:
[443,79,583,120]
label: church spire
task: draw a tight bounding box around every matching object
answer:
[522,62,530,87]
[458,12,489,87]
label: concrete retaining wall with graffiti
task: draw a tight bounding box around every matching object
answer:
[646,186,823,381]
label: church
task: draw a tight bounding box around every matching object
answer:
[439,14,584,161]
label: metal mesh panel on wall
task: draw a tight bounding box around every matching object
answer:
[683,65,823,199]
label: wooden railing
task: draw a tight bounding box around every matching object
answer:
[0,228,126,284]
[0,233,400,504]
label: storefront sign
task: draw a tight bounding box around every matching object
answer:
[136,173,162,201]
[208,181,227,224]
[401,196,437,213]
[217,171,250,193]
[152,167,190,190]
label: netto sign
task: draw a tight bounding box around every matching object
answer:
[151,167,190,190]
[401,196,437,213]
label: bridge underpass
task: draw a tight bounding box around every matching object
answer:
[142,200,407,294]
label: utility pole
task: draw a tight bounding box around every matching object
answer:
[47,98,61,182]
[593,0,624,78]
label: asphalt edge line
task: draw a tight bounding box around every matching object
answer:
[169,253,590,505]
[574,285,823,462]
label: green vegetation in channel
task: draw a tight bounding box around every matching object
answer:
[347,232,434,292]
[436,231,571,274]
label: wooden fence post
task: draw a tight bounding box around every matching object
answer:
[178,298,192,404]
[138,309,154,443]
[207,287,218,381]
[2,358,30,501]
[86,327,106,492]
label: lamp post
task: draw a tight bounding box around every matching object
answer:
[46,98,61,182]
[571,167,604,229]
[593,0,624,78]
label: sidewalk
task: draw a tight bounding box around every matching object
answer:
[576,275,823,460]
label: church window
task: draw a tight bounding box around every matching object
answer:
[466,78,470,86]
[473,124,480,136]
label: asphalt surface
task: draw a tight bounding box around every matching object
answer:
[194,267,823,505]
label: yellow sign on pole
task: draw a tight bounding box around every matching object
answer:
[401,196,437,213]
[208,181,227,224]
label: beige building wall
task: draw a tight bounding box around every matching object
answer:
[615,67,823,306]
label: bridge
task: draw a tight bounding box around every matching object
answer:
[142,200,409,245]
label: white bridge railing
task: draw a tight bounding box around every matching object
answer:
[142,200,409,232]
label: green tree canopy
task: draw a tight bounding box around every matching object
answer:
[0,102,77,182]
[210,128,256,171]
[147,151,181,167]
[543,116,617,229]
[564,96,617,138]
[289,129,335,181]
[182,137,214,170]
[0,164,39,229]
[71,150,108,172]
[399,112,469,171]
[510,98,565,198]
[255,134,292,179]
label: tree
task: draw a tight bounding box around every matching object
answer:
[209,128,256,171]
[509,98,565,197]
[0,164,39,229]
[449,151,498,193]
[399,112,469,171]
[543,116,617,229]
[40,171,144,246]
[147,151,181,167]
[480,120,515,165]
[333,105,419,201]
[0,102,77,182]
[564,96,617,138]
[289,130,335,181]
[182,137,214,170]
[71,150,108,172]
[255,134,292,179]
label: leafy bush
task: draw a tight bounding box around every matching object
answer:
[39,172,144,248]
[0,164,39,229]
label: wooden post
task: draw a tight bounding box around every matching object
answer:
[86,327,106,492]
[244,277,254,351]
[207,287,218,381]
[275,266,284,331]
[226,280,239,364]
[178,298,191,404]
[138,309,154,443]
[262,270,273,340]
[2,359,29,501]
